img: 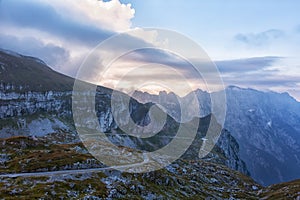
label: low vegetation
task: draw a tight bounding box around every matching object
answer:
[0,136,299,199]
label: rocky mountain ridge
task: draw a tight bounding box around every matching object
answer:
[133,85,300,186]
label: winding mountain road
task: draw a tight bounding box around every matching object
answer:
[0,153,152,178]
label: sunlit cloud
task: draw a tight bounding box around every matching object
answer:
[0,0,135,75]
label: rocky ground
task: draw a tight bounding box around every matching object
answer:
[0,136,299,200]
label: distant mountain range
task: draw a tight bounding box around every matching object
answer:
[0,49,299,198]
[133,84,300,186]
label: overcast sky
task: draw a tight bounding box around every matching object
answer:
[0,0,299,100]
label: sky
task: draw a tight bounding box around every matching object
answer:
[0,0,299,100]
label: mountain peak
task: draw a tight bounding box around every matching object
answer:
[0,48,22,58]
[226,85,258,92]
[0,49,74,92]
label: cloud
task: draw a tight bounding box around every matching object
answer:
[224,74,300,87]
[0,33,69,68]
[215,56,281,73]
[44,0,135,32]
[0,0,137,75]
[90,46,288,95]
[0,0,116,46]
[109,48,205,81]
[234,29,285,46]
[218,57,300,99]
[0,0,134,32]
[119,50,282,80]
[102,51,299,98]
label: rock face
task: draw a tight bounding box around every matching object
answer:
[0,49,248,176]
[0,49,75,138]
[0,90,72,119]
[133,86,300,186]
[215,129,249,175]
[224,86,300,186]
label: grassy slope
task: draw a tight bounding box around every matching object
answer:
[0,50,74,92]
[0,136,298,199]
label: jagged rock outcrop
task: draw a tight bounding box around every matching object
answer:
[0,90,72,119]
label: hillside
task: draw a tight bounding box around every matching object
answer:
[0,49,74,92]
